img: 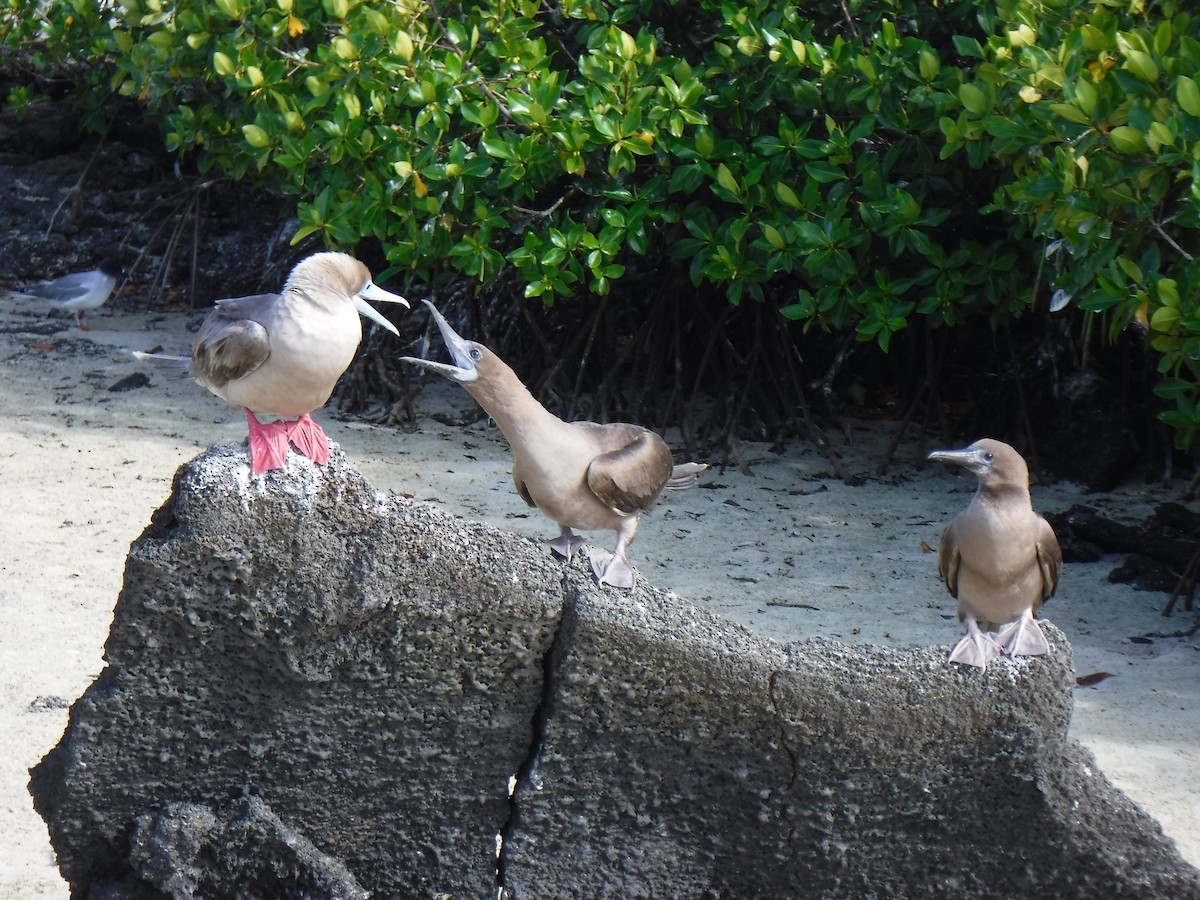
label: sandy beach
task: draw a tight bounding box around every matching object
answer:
[1,297,1197,896]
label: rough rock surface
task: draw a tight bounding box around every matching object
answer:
[30,443,1200,898]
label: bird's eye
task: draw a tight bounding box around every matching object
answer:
[469,347,482,361]
[983,451,995,463]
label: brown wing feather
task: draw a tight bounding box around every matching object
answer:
[585,427,674,514]
[191,294,276,388]
[1035,515,1062,606]
[938,521,961,598]
[514,476,536,508]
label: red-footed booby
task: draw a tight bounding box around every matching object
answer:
[928,438,1062,668]
[401,300,706,588]
[134,252,408,475]
[9,257,122,329]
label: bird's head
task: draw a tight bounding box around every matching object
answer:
[927,438,1030,494]
[400,299,504,387]
[286,251,408,336]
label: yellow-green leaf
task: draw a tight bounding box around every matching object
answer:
[1008,24,1036,47]
[762,223,785,249]
[1080,25,1108,53]
[1151,305,1180,331]
[790,39,807,65]
[393,30,414,63]
[1117,256,1143,284]
[113,29,134,52]
[1123,49,1158,84]
[213,51,235,77]
[775,182,801,208]
[305,76,328,97]
[919,48,939,83]
[242,124,269,148]
[185,32,208,50]
[958,83,987,115]
[1158,277,1180,308]
[246,65,263,87]
[1049,103,1090,125]
[716,163,740,196]
[856,54,876,82]
[1074,78,1097,116]
[333,37,357,59]
[1109,125,1147,154]
[618,29,637,60]
[1178,76,1200,117]
[1019,85,1042,103]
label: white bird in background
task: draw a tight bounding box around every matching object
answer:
[9,257,123,329]
[134,251,409,475]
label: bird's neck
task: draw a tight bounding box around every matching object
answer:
[975,484,1032,512]
[466,362,561,444]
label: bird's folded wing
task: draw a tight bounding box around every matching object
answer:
[938,524,962,597]
[1036,517,1063,602]
[585,427,674,514]
[25,274,92,303]
[192,294,278,387]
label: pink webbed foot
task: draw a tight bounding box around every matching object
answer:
[948,617,1002,669]
[245,410,290,475]
[285,413,330,465]
[588,546,636,590]
[996,610,1050,657]
[547,527,589,563]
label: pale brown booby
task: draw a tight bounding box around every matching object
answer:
[401,299,705,588]
[928,438,1062,668]
[134,252,408,475]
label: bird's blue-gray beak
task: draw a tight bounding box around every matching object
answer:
[399,299,480,384]
[928,445,992,475]
[355,281,409,336]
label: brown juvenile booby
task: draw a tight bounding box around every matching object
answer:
[8,257,123,329]
[928,438,1062,668]
[401,300,705,588]
[134,252,408,475]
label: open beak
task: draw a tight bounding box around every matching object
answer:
[399,299,480,384]
[354,282,408,336]
[927,447,991,475]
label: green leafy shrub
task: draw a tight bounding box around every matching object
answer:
[3,0,1198,446]
[945,1,1200,444]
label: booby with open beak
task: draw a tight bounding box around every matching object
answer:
[134,251,408,475]
[928,438,1062,668]
[401,300,705,588]
[9,257,122,330]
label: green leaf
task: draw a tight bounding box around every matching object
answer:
[958,83,988,115]
[1123,50,1158,84]
[716,163,740,196]
[1109,125,1147,154]
[1178,76,1200,117]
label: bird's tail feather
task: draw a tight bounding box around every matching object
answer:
[132,351,192,377]
[665,462,707,491]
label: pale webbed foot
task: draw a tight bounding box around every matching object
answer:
[588,546,636,589]
[285,413,330,466]
[996,611,1050,657]
[949,617,1002,668]
[245,410,291,475]
[546,527,589,563]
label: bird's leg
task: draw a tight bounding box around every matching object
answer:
[546,526,588,563]
[948,616,1002,668]
[76,311,89,331]
[285,413,330,466]
[995,609,1050,657]
[244,409,291,475]
[588,516,639,590]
